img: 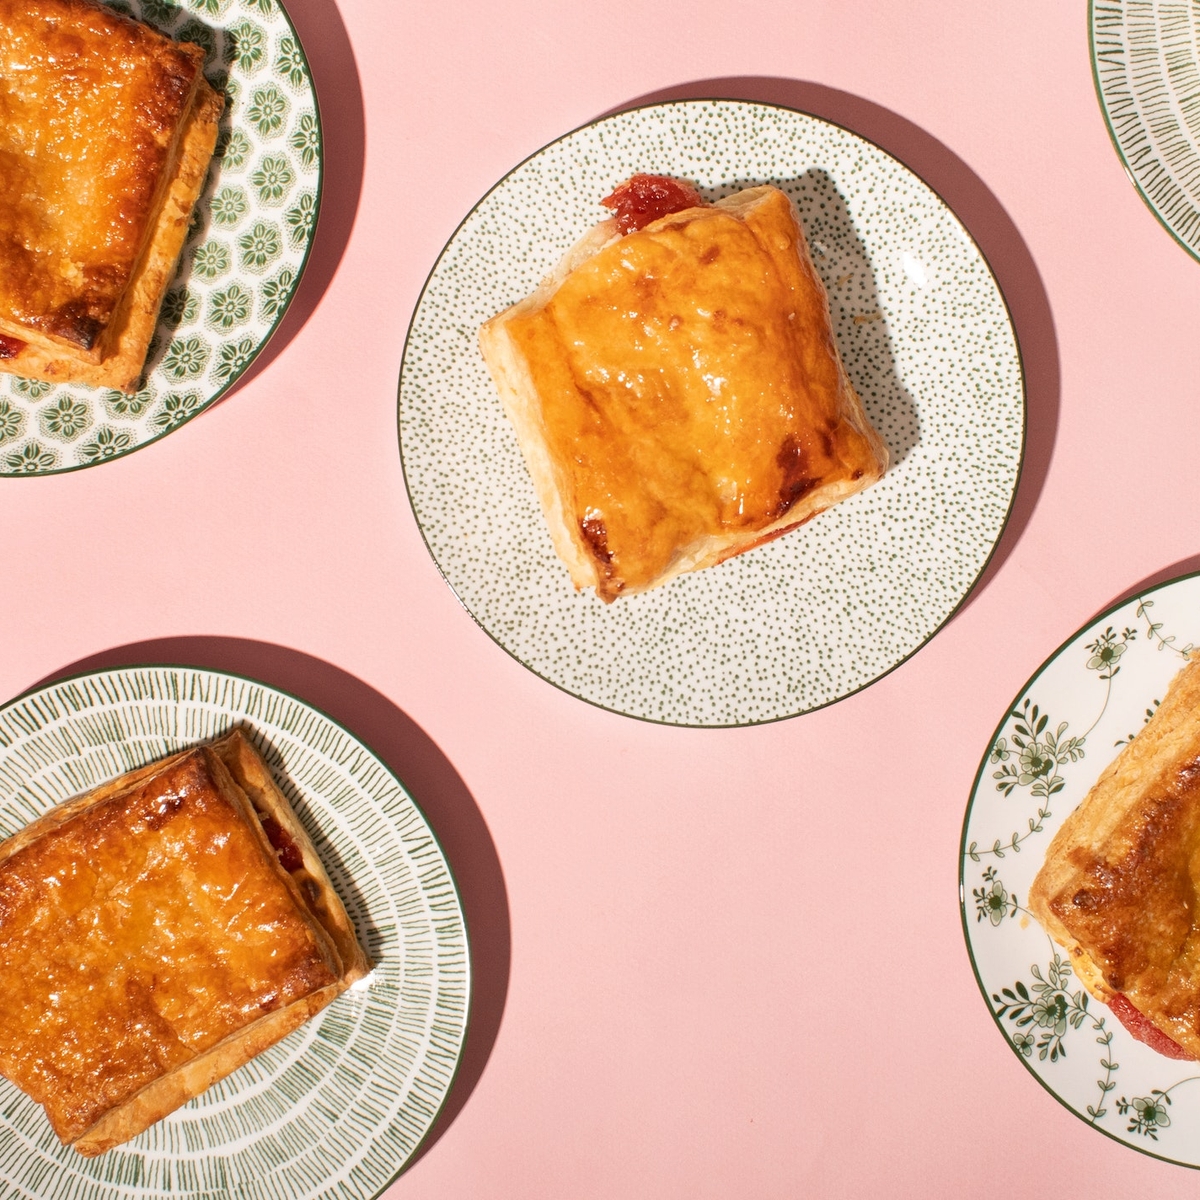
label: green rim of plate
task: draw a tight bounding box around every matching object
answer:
[960,568,1200,1167]
[1090,0,1200,264]
[397,98,1026,728]
[0,0,323,478]
[0,663,469,1199]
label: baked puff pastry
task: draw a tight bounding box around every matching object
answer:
[0,0,223,391]
[479,175,888,602]
[1030,655,1200,1060]
[0,731,371,1156]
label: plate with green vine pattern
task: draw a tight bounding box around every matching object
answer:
[961,569,1200,1166]
[0,0,320,477]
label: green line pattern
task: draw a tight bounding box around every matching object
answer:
[0,667,469,1200]
[1092,0,1200,260]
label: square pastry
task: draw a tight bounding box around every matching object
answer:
[0,0,223,391]
[1030,654,1200,1060]
[0,731,370,1156]
[479,178,889,602]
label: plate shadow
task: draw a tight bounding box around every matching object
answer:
[606,78,1059,610]
[38,636,508,1172]
[224,0,366,394]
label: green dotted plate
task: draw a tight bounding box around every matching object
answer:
[0,666,468,1198]
[962,571,1200,1167]
[1091,0,1200,262]
[0,0,321,476]
[398,100,1025,727]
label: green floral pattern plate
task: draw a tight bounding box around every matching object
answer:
[0,666,468,1199]
[0,0,321,476]
[1091,0,1200,262]
[398,100,1025,727]
[961,571,1200,1167]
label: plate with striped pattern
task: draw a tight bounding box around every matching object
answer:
[1091,0,1200,262]
[0,666,468,1199]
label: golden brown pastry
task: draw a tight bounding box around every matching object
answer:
[0,0,223,391]
[0,731,371,1156]
[479,175,888,602]
[1029,654,1200,1060]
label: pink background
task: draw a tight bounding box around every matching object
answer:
[6,0,1200,1194]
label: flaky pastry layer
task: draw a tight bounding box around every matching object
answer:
[1029,654,1200,1058]
[0,732,370,1156]
[0,0,223,391]
[480,185,888,602]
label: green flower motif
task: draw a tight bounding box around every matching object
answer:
[177,19,215,64]
[1017,742,1054,786]
[152,391,203,431]
[1085,626,1136,678]
[228,20,265,72]
[105,0,132,13]
[1030,991,1069,1038]
[246,85,288,138]
[284,192,315,246]
[251,155,294,205]
[238,221,281,272]
[3,441,56,473]
[162,336,211,380]
[989,737,1009,764]
[210,186,248,227]
[212,336,255,384]
[221,128,252,170]
[241,0,273,12]
[259,267,296,320]
[40,395,91,441]
[80,427,135,462]
[1012,1032,1034,1058]
[12,377,53,400]
[192,239,231,280]
[275,36,307,89]
[140,0,182,27]
[0,399,25,444]
[207,284,252,330]
[1118,1092,1173,1140]
[974,869,1016,927]
[103,387,154,419]
[185,0,227,17]
[289,111,319,168]
[160,287,199,328]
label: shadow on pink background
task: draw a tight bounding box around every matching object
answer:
[39,637,508,1174]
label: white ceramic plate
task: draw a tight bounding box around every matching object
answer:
[398,99,1025,727]
[0,666,468,1199]
[1091,0,1200,262]
[961,571,1200,1167]
[0,0,321,476]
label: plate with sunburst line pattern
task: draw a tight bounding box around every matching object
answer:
[0,665,468,1199]
[1091,0,1200,262]
[0,0,321,477]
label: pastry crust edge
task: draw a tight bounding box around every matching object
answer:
[0,75,224,393]
[478,185,889,602]
[0,733,371,1156]
[1028,652,1200,1053]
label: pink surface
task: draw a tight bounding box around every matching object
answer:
[5,0,1200,1194]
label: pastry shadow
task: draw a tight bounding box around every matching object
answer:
[606,78,1059,609]
[38,636,509,1173]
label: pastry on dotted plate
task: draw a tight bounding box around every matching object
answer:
[479,174,888,602]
